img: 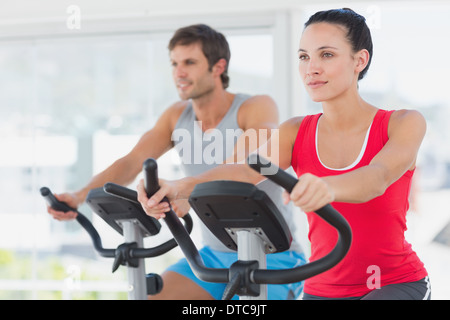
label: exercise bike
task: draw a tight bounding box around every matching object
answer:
[124,155,351,300]
[42,155,352,300]
[40,184,193,300]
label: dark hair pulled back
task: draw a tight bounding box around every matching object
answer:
[305,8,373,80]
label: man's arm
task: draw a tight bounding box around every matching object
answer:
[229,94,279,164]
[138,95,288,218]
[48,102,186,220]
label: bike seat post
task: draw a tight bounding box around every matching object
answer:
[120,219,147,300]
[236,229,267,300]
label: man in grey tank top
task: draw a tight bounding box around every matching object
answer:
[47,24,306,300]
[172,93,303,254]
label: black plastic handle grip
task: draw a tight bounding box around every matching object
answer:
[142,158,229,283]
[247,154,297,192]
[103,182,140,204]
[40,186,77,213]
[143,158,160,197]
[246,154,352,284]
[40,186,114,258]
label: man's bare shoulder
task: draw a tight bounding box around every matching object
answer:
[160,100,190,129]
[242,94,277,108]
[167,100,190,115]
[237,94,279,128]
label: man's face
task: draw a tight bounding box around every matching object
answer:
[170,43,216,101]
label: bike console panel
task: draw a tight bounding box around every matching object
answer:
[189,180,292,254]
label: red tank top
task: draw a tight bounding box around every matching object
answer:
[291,109,427,298]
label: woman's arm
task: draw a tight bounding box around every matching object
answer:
[288,109,427,212]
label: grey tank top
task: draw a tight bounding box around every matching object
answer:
[172,93,302,252]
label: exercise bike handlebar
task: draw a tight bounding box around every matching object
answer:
[144,157,352,285]
[40,186,115,258]
[40,186,193,260]
[102,183,193,258]
[143,158,229,283]
[247,154,352,284]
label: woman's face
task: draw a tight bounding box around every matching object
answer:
[298,22,365,103]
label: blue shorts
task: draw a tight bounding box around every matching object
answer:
[167,246,306,300]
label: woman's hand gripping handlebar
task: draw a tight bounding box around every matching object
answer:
[246,154,352,284]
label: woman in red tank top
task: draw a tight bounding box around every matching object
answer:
[275,8,429,299]
[138,8,430,300]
